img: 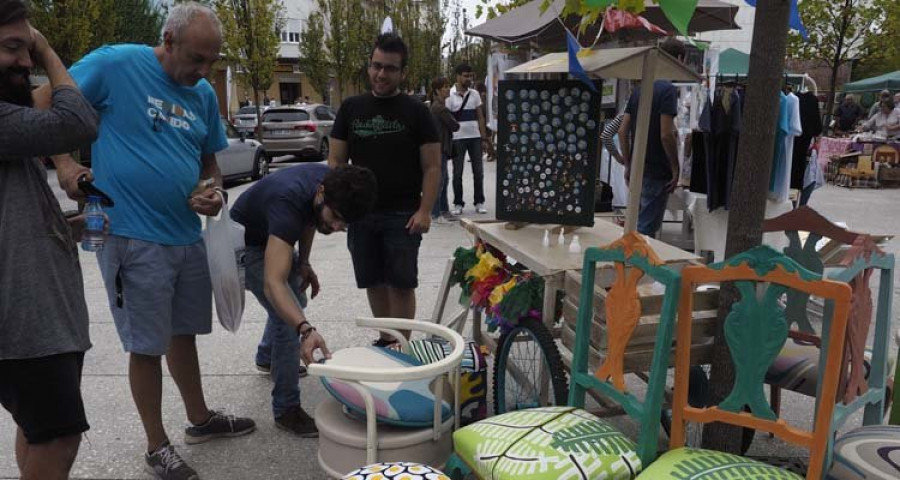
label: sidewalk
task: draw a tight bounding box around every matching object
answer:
[2,161,898,478]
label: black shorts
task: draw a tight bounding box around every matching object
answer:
[347,211,422,289]
[0,352,89,444]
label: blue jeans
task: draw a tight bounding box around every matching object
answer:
[638,177,670,236]
[431,155,450,218]
[244,246,306,418]
[452,137,484,207]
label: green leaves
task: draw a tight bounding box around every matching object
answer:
[299,12,330,99]
[213,0,282,102]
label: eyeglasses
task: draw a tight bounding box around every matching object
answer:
[151,111,163,132]
[369,62,401,74]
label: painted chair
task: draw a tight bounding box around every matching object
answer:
[307,318,465,478]
[636,246,852,480]
[447,232,681,479]
[827,330,900,480]
[762,207,895,470]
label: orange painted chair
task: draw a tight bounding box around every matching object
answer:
[635,246,852,480]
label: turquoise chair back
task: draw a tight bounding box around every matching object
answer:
[569,232,681,465]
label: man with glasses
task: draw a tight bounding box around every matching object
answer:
[36,2,255,478]
[328,33,440,346]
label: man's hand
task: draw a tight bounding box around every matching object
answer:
[297,264,320,299]
[29,27,53,68]
[667,166,681,193]
[406,210,431,234]
[55,157,93,202]
[189,187,223,216]
[300,330,332,365]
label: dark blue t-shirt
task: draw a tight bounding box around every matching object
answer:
[231,163,328,247]
[626,80,678,181]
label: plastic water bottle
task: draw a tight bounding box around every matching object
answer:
[81,195,105,252]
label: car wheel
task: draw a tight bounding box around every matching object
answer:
[320,138,329,160]
[251,151,269,180]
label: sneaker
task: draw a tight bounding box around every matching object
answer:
[475,203,488,214]
[433,215,450,225]
[372,337,399,348]
[145,441,199,480]
[184,410,256,445]
[441,213,457,222]
[450,205,464,216]
[256,362,308,378]
[275,404,318,437]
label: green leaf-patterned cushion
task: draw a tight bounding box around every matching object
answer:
[635,447,804,479]
[453,406,641,479]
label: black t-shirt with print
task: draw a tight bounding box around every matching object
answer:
[331,92,439,212]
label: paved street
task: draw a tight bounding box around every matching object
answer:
[2,159,899,479]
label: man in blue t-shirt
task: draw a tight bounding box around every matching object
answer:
[619,38,686,236]
[38,4,254,478]
[230,164,377,437]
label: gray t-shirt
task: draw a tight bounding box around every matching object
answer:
[0,86,98,359]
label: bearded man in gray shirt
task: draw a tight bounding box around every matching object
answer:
[0,2,99,479]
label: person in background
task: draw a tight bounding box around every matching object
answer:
[0,2,99,478]
[428,77,459,224]
[618,37,685,237]
[328,33,440,347]
[861,99,900,138]
[37,3,256,478]
[835,94,865,134]
[447,63,490,215]
[231,164,377,437]
[476,82,496,162]
[867,89,891,119]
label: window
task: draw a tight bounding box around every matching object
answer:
[221,119,240,139]
[281,31,300,43]
[315,107,334,121]
[262,109,310,122]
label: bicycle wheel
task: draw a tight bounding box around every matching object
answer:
[493,317,568,414]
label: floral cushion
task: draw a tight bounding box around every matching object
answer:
[766,341,895,397]
[828,425,900,480]
[635,447,803,479]
[320,346,451,427]
[453,406,641,479]
[342,462,449,479]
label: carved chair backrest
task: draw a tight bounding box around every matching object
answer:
[671,246,852,480]
[570,232,681,466]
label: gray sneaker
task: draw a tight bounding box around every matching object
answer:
[145,442,199,480]
[184,409,255,445]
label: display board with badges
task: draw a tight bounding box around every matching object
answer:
[496,79,602,227]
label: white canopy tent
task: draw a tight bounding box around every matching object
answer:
[505,46,702,232]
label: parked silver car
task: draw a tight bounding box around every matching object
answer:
[260,104,336,160]
[218,118,269,181]
[232,105,264,137]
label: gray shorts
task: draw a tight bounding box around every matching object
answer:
[98,235,212,356]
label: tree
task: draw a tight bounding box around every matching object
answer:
[299,11,331,101]
[106,0,166,48]
[213,0,282,135]
[787,0,884,116]
[474,0,531,20]
[853,0,900,80]
[391,0,445,93]
[29,0,111,66]
[318,0,374,103]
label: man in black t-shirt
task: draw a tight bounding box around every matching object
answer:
[619,38,685,236]
[328,33,441,345]
[230,164,377,436]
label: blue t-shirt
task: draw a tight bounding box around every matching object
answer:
[626,80,678,181]
[70,44,228,245]
[230,164,329,247]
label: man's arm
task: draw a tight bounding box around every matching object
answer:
[296,224,320,299]
[660,114,680,190]
[188,153,224,216]
[406,142,440,233]
[618,113,633,167]
[477,104,488,140]
[327,138,349,168]
[263,235,330,364]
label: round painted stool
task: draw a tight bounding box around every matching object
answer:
[342,462,450,480]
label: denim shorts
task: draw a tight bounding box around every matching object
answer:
[347,211,422,289]
[97,235,212,356]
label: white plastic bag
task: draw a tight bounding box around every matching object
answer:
[203,193,245,333]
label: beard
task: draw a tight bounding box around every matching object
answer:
[0,66,33,107]
[313,202,334,235]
